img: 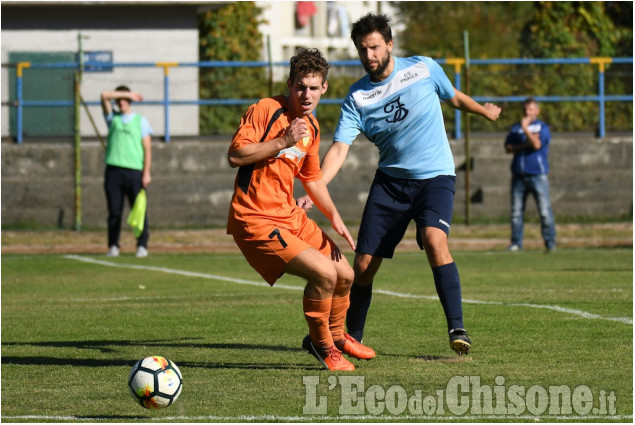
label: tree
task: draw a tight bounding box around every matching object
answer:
[519,1,633,131]
[396,1,632,132]
[396,2,533,59]
[395,2,536,132]
[199,2,267,135]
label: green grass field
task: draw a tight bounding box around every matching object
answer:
[1,248,632,422]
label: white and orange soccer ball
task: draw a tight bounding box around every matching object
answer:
[128,356,182,409]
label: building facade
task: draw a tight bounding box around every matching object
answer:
[257,1,401,64]
[1,1,201,140]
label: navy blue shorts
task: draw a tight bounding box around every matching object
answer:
[356,170,456,258]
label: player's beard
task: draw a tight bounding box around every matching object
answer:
[364,53,392,80]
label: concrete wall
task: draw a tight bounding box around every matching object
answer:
[2,135,632,230]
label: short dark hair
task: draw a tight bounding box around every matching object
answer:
[289,48,330,84]
[115,85,131,92]
[523,97,538,109]
[351,13,392,48]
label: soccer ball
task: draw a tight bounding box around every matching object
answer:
[128,356,182,409]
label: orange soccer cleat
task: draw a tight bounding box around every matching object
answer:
[302,335,355,371]
[335,333,376,360]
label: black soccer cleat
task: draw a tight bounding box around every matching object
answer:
[449,328,471,356]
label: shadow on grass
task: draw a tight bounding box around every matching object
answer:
[2,338,296,353]
[74,416,152,421]
[2,356,321,370]
[2,338,323,370]
[413,354,471,364]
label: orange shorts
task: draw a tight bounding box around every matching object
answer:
[232,217,336,285]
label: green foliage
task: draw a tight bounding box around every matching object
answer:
[396,2,534,58]
[520,1,627,57]
[397,1,633,133]
[199,2,268,135]
[519,2,633,131]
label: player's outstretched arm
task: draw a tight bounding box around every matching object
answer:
[446,88,501,122]
[303,179,356,251]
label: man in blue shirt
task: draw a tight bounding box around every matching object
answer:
[300,13,501,356]
[504,98,556,252]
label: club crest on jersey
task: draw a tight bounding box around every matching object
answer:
[385,96,409,123]
[276,146,306,162]
[301,136,310,147]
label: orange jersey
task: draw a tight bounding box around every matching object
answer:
[227,95,322,237]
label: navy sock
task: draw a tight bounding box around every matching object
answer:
[346,282,373,342]
[432,262,464,331]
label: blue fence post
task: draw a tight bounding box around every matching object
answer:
[590,57,612,138]
[157,62,177,142]
[446,58,465,140]
[16,62,30,144]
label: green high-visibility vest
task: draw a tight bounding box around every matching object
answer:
[105,113,144,170]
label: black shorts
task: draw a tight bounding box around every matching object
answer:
[356,170,456,258]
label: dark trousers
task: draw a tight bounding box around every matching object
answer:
[104,165,149,248]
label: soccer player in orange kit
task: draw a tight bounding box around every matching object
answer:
[226,48,375,371]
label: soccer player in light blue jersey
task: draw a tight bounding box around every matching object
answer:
[300,14,501,356]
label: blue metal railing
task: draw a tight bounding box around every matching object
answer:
[6,57,633,143]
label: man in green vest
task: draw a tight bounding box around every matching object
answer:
[101,85,153,257]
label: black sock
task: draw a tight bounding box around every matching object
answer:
[432,262,464,331]
[346,282,373,342]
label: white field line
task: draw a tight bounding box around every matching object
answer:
[374,289,633,325]
[2,414,633,422]
[63,255,633,325]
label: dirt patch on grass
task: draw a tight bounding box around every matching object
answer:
[2,223,631,255]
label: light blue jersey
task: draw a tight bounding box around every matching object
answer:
[334,56,456,179]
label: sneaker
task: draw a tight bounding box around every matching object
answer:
[449,328,471,356]
[106,245,119,257]
[335,333,376,360]
[302,335,355,371]
[136,246,148,258]
[507,244,520,252]
[545,245,556,253]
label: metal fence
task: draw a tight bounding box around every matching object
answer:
[4,56,633,143]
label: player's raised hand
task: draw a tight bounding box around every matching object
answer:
[484,103,501,122]
[284,118,309,148]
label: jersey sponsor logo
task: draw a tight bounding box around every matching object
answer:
[352,61,431,107]
[362,90,383,101]
[384,96,409,123]
[276,146,306,162]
